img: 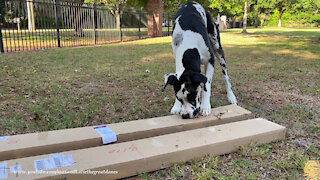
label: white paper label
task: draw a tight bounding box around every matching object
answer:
[0,136,9,141]
[49,153,64,158]
[94,126,117,144]
[209,127,216,132]
[150,139,164,147]
[147,119,158,126]
[50,154,74,167]
[0,162,8,179]
[10,164,21,174]
[34,158,57,171]
[34,154,74,171]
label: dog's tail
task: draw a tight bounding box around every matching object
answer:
[206,11,219,50]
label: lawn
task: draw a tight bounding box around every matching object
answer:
[0,27,319,179]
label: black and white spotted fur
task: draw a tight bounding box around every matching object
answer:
[163,1,237,119]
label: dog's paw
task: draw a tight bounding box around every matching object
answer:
[200,103,211,116]
[170,105,181,115]
[227,91,237,105]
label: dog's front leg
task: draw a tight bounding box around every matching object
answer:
[170,98,182,115]
[200,62,214,116]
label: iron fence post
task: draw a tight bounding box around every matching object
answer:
[0,25,4,53]
[92,4,96,45]
[119,6,122,41]
[167,12,170,36]
[138,10,141,39]
[54,0,60,47]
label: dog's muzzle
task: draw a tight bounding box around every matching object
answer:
[182,108,200,119]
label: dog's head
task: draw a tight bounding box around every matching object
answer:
[163,70,207,119]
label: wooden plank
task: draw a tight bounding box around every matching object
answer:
[5,118,286,180]
[0,105,251,161]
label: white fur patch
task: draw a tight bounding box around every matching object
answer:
[192,2,207,26]
[176,84,185,100]
[164,73,176,84]
[172,19,210,79]
[171,99,182,115]
[201,63,214,116]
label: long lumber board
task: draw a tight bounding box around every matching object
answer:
[0,105,251,161]
[4,118,285,180]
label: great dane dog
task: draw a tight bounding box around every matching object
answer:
[163,1,237,119]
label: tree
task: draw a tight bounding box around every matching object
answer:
[209,0,243,29]
[291,0,320,26]
[262,0,297,27]
[85,0,128,29]
[256,0,274,26]
[242,0,249,33]
[209,0,244,17]
[27,0,35,31]
[209,0,256,32]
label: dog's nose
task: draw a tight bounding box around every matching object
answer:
[182,114,190,119]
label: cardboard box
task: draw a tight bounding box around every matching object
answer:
[0,105,251,161]
[4,118,286,180]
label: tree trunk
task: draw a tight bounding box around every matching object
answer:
[26,0,35,31]
[115,0,121,29]
[242,0,249,33]
[73,0,84,37]
[255,8,259,28]
[147,0,163,37]
[278,7,283,28]
[232,16,236,28]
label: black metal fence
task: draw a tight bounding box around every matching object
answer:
[0,0,174,53]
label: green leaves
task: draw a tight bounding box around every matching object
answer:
[209,0,245,17]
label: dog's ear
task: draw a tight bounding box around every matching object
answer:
[193,73,207,92]
[162,73,177,92]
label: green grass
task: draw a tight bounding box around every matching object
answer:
[0,27,319,179]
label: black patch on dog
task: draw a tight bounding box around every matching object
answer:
[220,63,226,68]
[217,47,225,58]
[206,11,215,36]
[180,70,207,92]
[193,107,200,116]
[174,2,210,49]
[187,92,197,106]
[182,48,201,73]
